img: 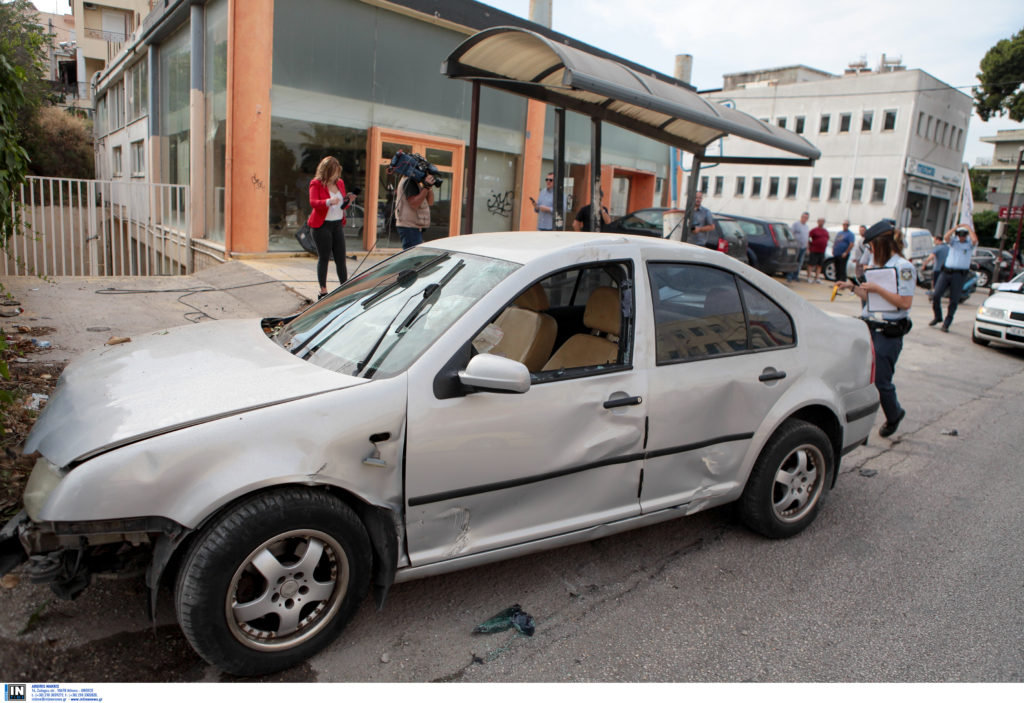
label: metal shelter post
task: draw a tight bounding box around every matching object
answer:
[590,117,602,232]
[682,152,703,243]
[464,80,481,234]
[553,107,566,230]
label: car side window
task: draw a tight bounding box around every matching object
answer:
[649,263,747,362]
[738,280,794,348]
[473,262,634,380]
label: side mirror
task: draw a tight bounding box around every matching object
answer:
[457,354,530,394]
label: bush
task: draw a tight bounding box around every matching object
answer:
[974,209,1000,245]
[23,106,94,179]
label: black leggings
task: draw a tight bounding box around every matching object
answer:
[313,220,347,289]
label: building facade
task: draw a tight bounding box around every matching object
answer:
[699,59,972,234]
[976,129,1024,210]
[91,0,677,268]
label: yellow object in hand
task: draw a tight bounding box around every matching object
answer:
[830,284,839,302]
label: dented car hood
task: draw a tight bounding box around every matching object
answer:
[25,319,366,467]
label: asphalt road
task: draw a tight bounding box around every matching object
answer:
[1,276,1021,683]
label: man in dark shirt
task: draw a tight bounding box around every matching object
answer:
[807,218,830,284]
[573,192,611,232]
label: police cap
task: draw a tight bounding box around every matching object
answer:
[863,218,896,243]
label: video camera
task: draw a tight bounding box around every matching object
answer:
[388,150,443,188]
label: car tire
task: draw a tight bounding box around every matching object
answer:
[175,487,372,676]
[972,329,990,346]
[738,419,833,539]
[975,268,990,288]
[823,259,836,281]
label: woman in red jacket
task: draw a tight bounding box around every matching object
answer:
[308,156,355,299]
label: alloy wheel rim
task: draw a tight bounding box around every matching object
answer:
[771,443,824,523]
[225,529,349,651]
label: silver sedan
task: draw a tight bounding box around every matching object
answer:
[1,232,879,675]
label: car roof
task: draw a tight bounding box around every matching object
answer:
[422,231,683,264]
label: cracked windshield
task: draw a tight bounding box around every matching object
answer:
[274,248,519,378]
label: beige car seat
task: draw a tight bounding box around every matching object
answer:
[489,283,558,372]
[541,286,620,371]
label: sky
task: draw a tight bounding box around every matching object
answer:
[30,0,1024,164]
[481,0,1024,165]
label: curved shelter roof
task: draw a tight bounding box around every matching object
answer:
[443,27,820,163]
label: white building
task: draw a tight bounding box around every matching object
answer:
[699,58,972,234]
[975,129,1024,210]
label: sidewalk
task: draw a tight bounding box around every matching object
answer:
[0,252,393,364]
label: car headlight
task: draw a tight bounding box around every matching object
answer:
[24,456,65,521]
[978,305,1008,320]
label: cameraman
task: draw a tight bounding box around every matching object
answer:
[395,172,435,249]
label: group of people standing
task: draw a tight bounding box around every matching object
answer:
[788,213,859,285]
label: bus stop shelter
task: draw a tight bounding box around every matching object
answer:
[443,27,821,234]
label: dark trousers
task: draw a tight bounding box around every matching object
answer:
[788,247,807,281]
[397,226,424,250]
[931,268,967,326]
[871,329,904,424]
[834,254,849,282]
[313,219,347,289]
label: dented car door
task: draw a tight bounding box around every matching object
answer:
[402,264,647,567]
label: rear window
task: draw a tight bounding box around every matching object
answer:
[734,220,763,238]
[719,220,745,238]
[772,223,796,243]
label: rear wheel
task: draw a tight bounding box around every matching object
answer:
[975,268,990,288]
[739,419,833,539]
[175,488,371,676]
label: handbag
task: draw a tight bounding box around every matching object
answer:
[294,224,317,255]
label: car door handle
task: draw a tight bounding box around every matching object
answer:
[759,368,787,383]
[603,395,643,409]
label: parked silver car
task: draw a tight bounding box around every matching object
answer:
[1,232,880,675]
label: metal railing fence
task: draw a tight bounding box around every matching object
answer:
[4,176,191,277]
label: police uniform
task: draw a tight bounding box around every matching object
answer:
[858,219,916,438]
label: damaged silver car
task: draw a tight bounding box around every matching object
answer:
[0,232,880,675]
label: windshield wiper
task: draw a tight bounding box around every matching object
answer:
[395,260,466,334]
[287,252,451,357]
[360,252,450,309]
[359,259,466,378]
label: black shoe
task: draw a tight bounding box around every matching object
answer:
[318,291,328,300]
[941,324,949,333]
[929,319,942,327]
[879,409,906,438]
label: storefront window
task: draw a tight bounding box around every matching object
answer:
[205,0,228,241]
[269,118,368,252]
[160,26,189,185]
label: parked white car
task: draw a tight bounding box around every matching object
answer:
[1,232,880,675]
[973,271,1024,349]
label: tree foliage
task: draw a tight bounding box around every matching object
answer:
[974,26,1024,122]
[973,209,999,245]
[969,167,989,202]
[0,0,51,247]
[23,106,95,179]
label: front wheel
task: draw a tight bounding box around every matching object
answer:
[823,259,837,281]
[738,419,833,538]
[175,488,372,676]
[975,268,990,288]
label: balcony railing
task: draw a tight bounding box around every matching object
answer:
[84,26,128,43]
[45,80,94,101]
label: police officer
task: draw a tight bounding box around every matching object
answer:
[930,223,977,332]
[838,219,916,438]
